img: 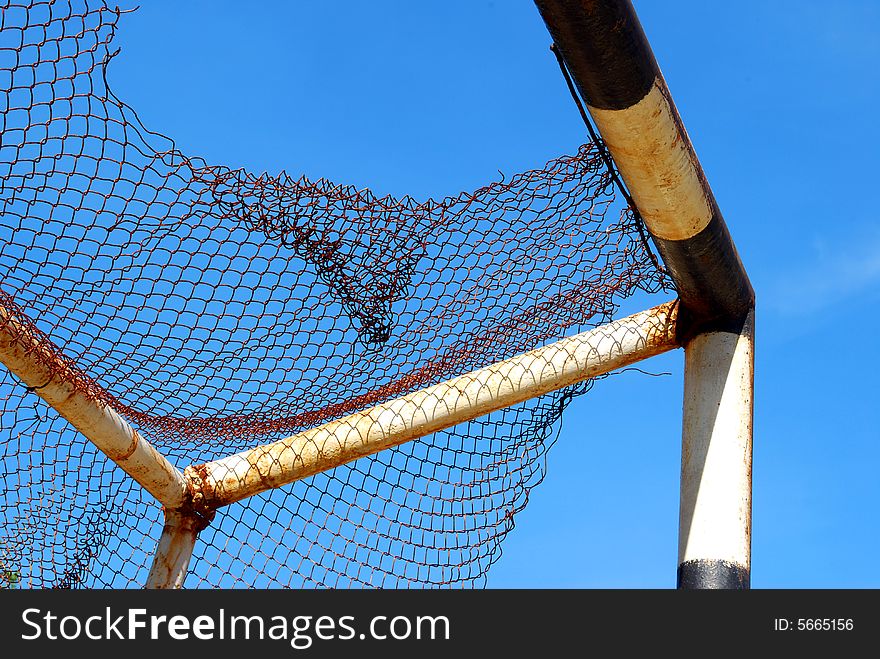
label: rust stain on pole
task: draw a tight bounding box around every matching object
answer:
[191,300,680,511]
[145,510,203,589]
[0,296,189,509]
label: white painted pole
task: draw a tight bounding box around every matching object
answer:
[188,301,680,510]
[0,298,190,509]
[677,310,754,588]
[145,510,202,589]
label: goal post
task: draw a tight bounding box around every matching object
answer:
[679,311,754,588]
[534,0,755,588]
[0,0,755,590]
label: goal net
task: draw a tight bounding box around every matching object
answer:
[0,0,669,588]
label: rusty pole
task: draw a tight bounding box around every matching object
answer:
[533,0,753,332]
[534,0,755,587]
[0,298,211,588]
[145,510,203,589]
[0,297,190,510]
[0,297,212,588]
[188,301,679,510]
[1,296,677,586]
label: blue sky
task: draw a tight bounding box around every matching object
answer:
[106,1,880,587]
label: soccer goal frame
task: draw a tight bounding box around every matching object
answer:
[0,0,753,589]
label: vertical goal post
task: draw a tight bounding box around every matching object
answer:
[535,0,755,588]
[0,0,754,589]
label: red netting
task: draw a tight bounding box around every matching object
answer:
[0,0,668,588]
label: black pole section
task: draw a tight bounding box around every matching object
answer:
[534,0,753,339]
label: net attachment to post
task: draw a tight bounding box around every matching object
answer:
[0,1,671,588]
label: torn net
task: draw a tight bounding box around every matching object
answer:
[0,0,668,588]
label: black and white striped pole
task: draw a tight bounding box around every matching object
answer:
[534,0,755,588]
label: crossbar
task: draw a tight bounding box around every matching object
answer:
[187,300,680,510]
[535,0,753,333]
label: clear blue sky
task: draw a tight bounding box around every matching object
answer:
[108,0,880,587]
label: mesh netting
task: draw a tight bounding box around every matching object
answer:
[0,0,668,588]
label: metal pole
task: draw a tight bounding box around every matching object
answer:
[533,0,753,333]
[188,301,680,510]
[0,295,190,509]
[678,311,754,588]
[534,0,756,588]
[145,510,202,589]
